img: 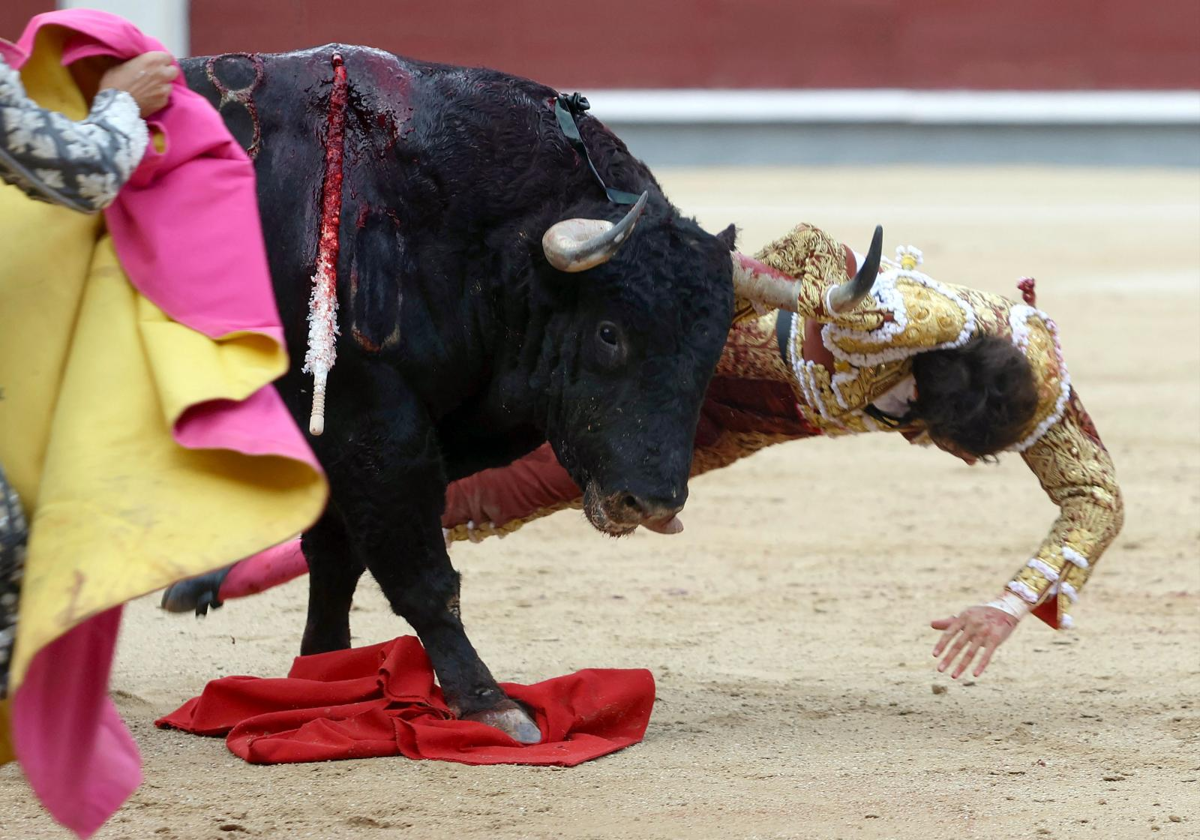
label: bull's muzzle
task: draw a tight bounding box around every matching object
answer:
[582,481,686,537]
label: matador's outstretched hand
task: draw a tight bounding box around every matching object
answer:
[930,605,1019,679]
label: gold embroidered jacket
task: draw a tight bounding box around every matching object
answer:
[743,225,1124,628]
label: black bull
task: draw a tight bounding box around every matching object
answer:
[182,45,737,741]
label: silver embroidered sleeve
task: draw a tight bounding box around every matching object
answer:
[0,55,149,213]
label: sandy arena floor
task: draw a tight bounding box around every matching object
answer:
[2,167,1198,839]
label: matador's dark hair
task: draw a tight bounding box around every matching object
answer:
[910,336,1039,458]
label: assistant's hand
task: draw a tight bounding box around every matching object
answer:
[99,51,178,117]
[930,605,1019,679]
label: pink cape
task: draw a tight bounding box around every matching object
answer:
[8,10,319,837]
[0,39,21,65]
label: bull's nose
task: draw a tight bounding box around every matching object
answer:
[618,492,685,520]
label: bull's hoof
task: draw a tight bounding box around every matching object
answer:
[462,699,541,744]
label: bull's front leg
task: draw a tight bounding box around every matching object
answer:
[311,363,540,744]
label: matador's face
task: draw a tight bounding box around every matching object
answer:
[900,425,979,466]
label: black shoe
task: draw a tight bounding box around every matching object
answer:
[160,565,235,617]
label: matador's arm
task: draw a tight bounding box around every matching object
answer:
[0,55,147,212]
[1004,391,1124,628]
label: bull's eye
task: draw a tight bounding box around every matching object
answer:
[592,320,627,368]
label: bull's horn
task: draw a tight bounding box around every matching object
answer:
[542,191,649,272]
[729,253,806,312]
[827,224,883,313]
[729,224,884,314]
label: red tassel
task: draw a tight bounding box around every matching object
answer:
[315,52,349,282]
[1017,276,1037,306]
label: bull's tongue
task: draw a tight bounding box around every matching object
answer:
[641,514,683,535]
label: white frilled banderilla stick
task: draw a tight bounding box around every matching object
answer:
[303,52,349,436]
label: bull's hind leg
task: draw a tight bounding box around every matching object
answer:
[316,364,540,743]
[300,511,364,655]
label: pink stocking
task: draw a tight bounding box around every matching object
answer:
[218,540,308,600]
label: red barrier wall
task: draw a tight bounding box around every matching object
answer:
[190,0,1200,90]
[4,2,1197,89]
[0,1,54,44]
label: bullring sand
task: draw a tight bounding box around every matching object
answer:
[2,166,1198,839]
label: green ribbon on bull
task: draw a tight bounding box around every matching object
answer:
[554,93,644,206]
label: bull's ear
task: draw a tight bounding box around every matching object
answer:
[715,224,738,251]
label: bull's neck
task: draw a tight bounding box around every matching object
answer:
[474,264,557,434]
